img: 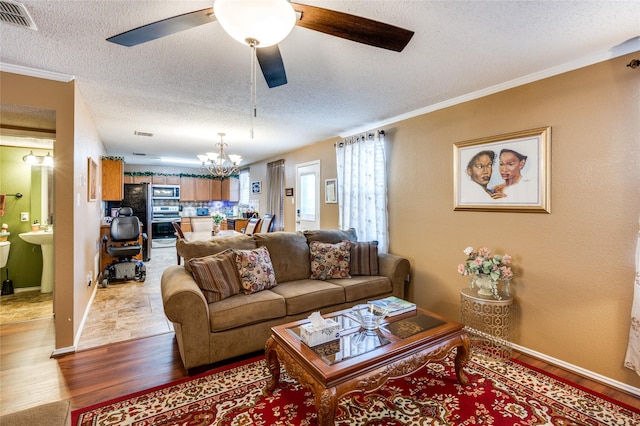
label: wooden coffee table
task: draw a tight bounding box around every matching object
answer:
[264,307,469,426]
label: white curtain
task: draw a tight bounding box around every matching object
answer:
[624,217,640,376]
[336,130,388,253]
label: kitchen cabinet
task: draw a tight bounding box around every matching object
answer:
[152,175,180,185]
[180,177,211,201]
[101,159,124,201]
[180,177,196,201]
[234,218,248,233]
[210,179,222,200]
[195,178,210,201]
[133,175,152,184]
[181,217,192,232]
[222,177,239,202]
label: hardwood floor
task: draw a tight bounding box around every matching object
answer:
[1,317,638,417]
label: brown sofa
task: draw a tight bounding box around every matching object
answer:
[161,229,411,371]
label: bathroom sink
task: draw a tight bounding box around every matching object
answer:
[19,231,54,245]
[19,231,54,293]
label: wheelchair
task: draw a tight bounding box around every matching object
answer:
[101,207,147,287]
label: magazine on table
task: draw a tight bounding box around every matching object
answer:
[368,296,416,316]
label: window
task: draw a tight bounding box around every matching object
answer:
[239,168,250,205]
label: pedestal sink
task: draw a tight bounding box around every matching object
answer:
[19,231,54,293]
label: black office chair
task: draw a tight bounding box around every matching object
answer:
[101,207,146,287]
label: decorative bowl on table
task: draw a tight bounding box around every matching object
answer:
[352,304,388,331]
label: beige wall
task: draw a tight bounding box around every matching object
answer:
[250,53,640,388]
[1,72,105,349]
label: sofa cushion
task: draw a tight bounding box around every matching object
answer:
[350,241,379,276]
[177,235,257,272]
[188,249,241,302]
[328,275,392,302]
[304,228,357,244]
[234,247,277,294]
[253,232,310,282]
[309,241,352,280]
[270,279,346,315]
[208,290,286,331]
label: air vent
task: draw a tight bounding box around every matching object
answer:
[132,152,147,156]
[0,0,37,30]
[134,131,153,137]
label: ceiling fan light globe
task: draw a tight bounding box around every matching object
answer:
[214,0,296,47]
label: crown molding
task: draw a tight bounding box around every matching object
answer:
[0,62,75,82]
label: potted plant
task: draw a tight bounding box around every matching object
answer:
[457,246,513,300]
[211,212,225,235]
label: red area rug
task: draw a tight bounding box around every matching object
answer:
[72,352,639,425]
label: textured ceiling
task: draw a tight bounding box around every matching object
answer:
[0,1,638,166]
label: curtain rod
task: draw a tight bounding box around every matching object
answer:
[335,129,385,147]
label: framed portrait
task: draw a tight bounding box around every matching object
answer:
[251,181,262,194]
[88,157,98,201]
[325,179,337,203]
[453,127,551,213]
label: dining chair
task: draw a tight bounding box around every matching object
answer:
[172,221,185,265]
[257,214,275,233]
[244,218,261,236]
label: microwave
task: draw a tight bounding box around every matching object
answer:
[151,185,180,199]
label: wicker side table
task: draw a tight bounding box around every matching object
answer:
[460,288,513,359]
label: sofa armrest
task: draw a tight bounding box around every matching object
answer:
[160,266,211,369]
[378,253,411,299]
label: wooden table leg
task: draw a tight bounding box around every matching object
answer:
[454,333,470,385]
[316,386,337,426]
[264,337,281,393]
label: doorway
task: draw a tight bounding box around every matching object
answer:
[295,160,320,231]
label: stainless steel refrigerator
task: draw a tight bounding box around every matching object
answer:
[107,183,152,261]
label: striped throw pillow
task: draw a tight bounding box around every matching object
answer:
[350,241,379,276]
[189,249,242,302]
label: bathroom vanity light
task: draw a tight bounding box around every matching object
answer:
[23,151,54,166]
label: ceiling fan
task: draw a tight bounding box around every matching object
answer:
[106,0,414,89]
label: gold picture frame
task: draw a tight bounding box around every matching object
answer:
[88,157,98,201]
[453,127,551,213]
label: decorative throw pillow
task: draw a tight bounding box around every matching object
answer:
[350,241,379,276]
[188,249,242,303]
[309,241,352,280]
[234,246,277,294]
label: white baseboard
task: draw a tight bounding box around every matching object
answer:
[51,346,75,357]
[72,283,100,349]
[13,286,41,293]
[512,343,640,398]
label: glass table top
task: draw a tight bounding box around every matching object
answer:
[287,312,445,366]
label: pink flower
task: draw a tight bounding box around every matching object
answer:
[478,247,491,257]
[474,258,483,266]
[457,264,466,275]
[463,246,474,256]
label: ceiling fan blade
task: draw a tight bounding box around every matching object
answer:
[256,45,288,88]
[107,8,215,47]
[291,3,414,52]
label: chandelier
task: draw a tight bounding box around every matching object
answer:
[197,133,243,178]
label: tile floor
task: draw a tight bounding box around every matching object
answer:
[0,246,177,350]
[0,290,53,324]
[77,246,176,350]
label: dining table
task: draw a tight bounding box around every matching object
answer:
[183,229,241,242]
